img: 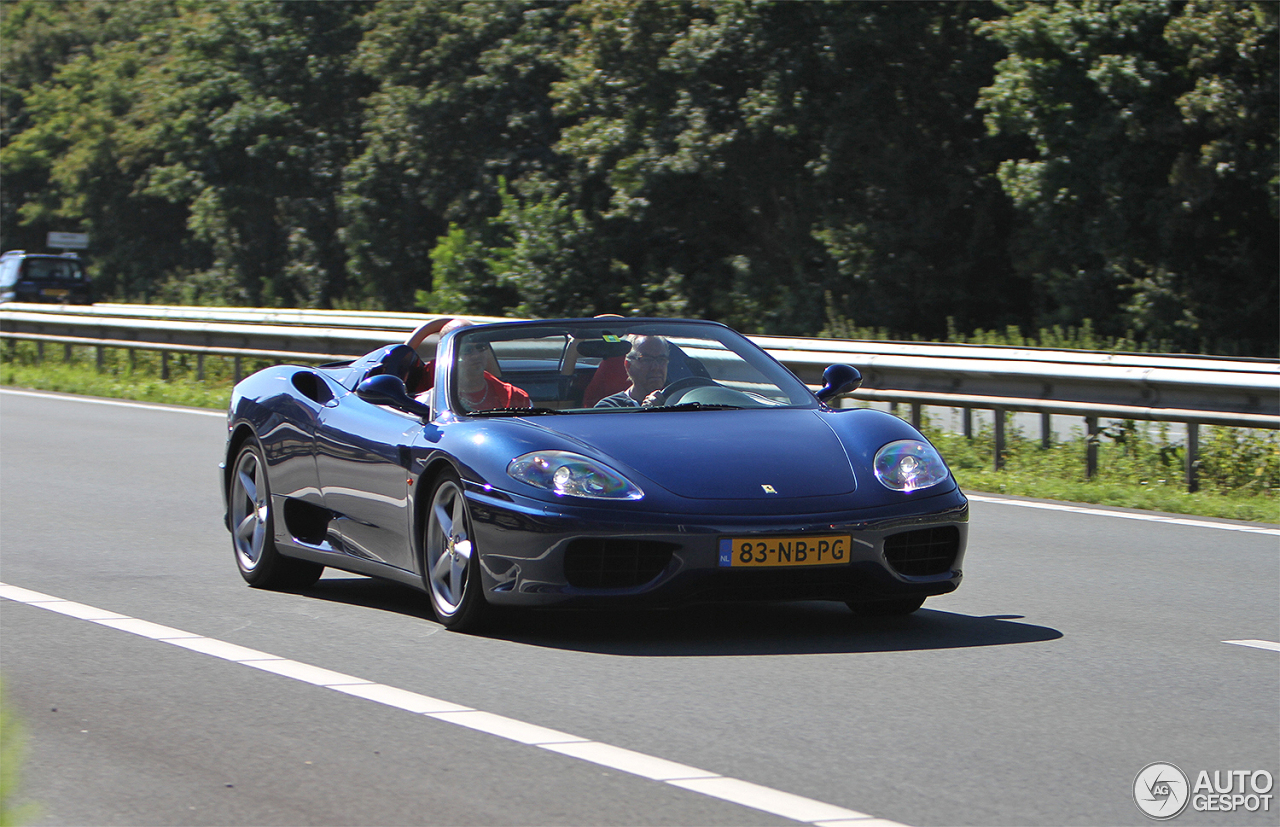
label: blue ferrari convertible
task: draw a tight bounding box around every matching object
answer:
[222,317,968,631]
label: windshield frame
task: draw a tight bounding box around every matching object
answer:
[439,318,819,417]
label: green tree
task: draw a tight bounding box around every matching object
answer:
[343,1,571,309]
[1,0,191,294]
[2,0,372,306]
[552,0,1024,335]
[978,0,1277,355]
[133,0,372,306]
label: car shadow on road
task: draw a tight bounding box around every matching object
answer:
[490,602,1062,656]
[302,577,1061,656]
[306,575,437,620]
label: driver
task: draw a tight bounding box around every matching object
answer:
[594,335,669,408]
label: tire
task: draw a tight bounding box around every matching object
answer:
[228,438,323,590]
[423,470,490,632]
[846,596,926,617]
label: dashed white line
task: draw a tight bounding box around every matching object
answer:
[1223,639,1280,653]
[0,582,898,826]
[965,494,1280,536]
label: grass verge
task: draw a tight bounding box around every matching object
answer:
[3,343,1277,524]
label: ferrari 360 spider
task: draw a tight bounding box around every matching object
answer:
[222,317,967,630]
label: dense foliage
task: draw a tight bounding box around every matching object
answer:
[2,0,1275,354]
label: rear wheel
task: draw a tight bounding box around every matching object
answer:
[424,470,490,631]
[229,439,323,590]
[846,596,926,617]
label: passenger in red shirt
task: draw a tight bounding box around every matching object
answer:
[409,318,529,411]
[454,338,531,411]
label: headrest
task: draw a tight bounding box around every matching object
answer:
[370,344,427,394]
[577,339,633,359]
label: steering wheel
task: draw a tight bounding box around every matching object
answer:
[657,376,718,405]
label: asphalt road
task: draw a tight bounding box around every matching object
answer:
[1,388,1276,827]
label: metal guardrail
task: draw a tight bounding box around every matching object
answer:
[3,303,1277,492]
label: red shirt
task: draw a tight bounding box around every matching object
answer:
[460,372,531,411]
[413,360,531,411]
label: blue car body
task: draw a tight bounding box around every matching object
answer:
[222,318,967,629]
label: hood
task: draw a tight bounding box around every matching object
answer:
[532,409,856,500]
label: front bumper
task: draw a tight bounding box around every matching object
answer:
[465,484,968,609]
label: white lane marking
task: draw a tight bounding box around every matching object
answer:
[541,741,719,781]
[166,637,281,661]
[427,710,587,745]
[94,617,202,639]
[0,582,896,826]
[1223,639,1280,653]
[965,493,1280,536]
[0,387,224,417]
[332,683,471,714]
[671,777,872,823]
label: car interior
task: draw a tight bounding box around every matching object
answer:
[335,320,803,414]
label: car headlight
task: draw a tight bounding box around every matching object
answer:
[873,439,949,492]
[507,451,644,500]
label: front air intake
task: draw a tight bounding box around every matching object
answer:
[883,526,960,576]
[563,539,676,589]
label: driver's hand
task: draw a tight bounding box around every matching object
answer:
[640,390,664,407]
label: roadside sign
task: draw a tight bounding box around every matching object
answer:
[47,231,89,250]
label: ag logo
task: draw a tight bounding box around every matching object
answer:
[1134,762,1190,820]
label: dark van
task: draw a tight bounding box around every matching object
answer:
[0,250,92,304]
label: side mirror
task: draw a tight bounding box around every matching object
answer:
[816,364,862,403]
[356,374,433,419]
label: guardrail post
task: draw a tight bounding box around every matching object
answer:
[993,409,1006,471]
[1185,423,1200,493]
[96,345,104,372]
[234,355,242,384]
[1085,416,1099,479]
[1041,412,1052,449]
[962,406,972,439]
[63,343,73,363]
[161,351,170,381]
[910,402,922,429]
[35,340,43,363]
[196,353,205,381]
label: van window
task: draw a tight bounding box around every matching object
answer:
[24,258,85,281]
[0,258,18,289]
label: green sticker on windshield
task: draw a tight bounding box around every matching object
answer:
[602,334,621,343]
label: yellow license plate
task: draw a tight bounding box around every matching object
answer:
[718,535,851,567]
[41,288,69,297]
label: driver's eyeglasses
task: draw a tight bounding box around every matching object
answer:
[627,354,668,365]
[460,343,491,356]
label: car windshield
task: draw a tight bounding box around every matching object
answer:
[445,319,817,415]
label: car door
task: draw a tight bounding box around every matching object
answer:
[262,370,337,544]
[315,394,423,573]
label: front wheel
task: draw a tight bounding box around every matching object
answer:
[229,438,323,590]
[423,470,490,631]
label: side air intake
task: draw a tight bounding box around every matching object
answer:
[563,539,676,589]
[883,526,960,577]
